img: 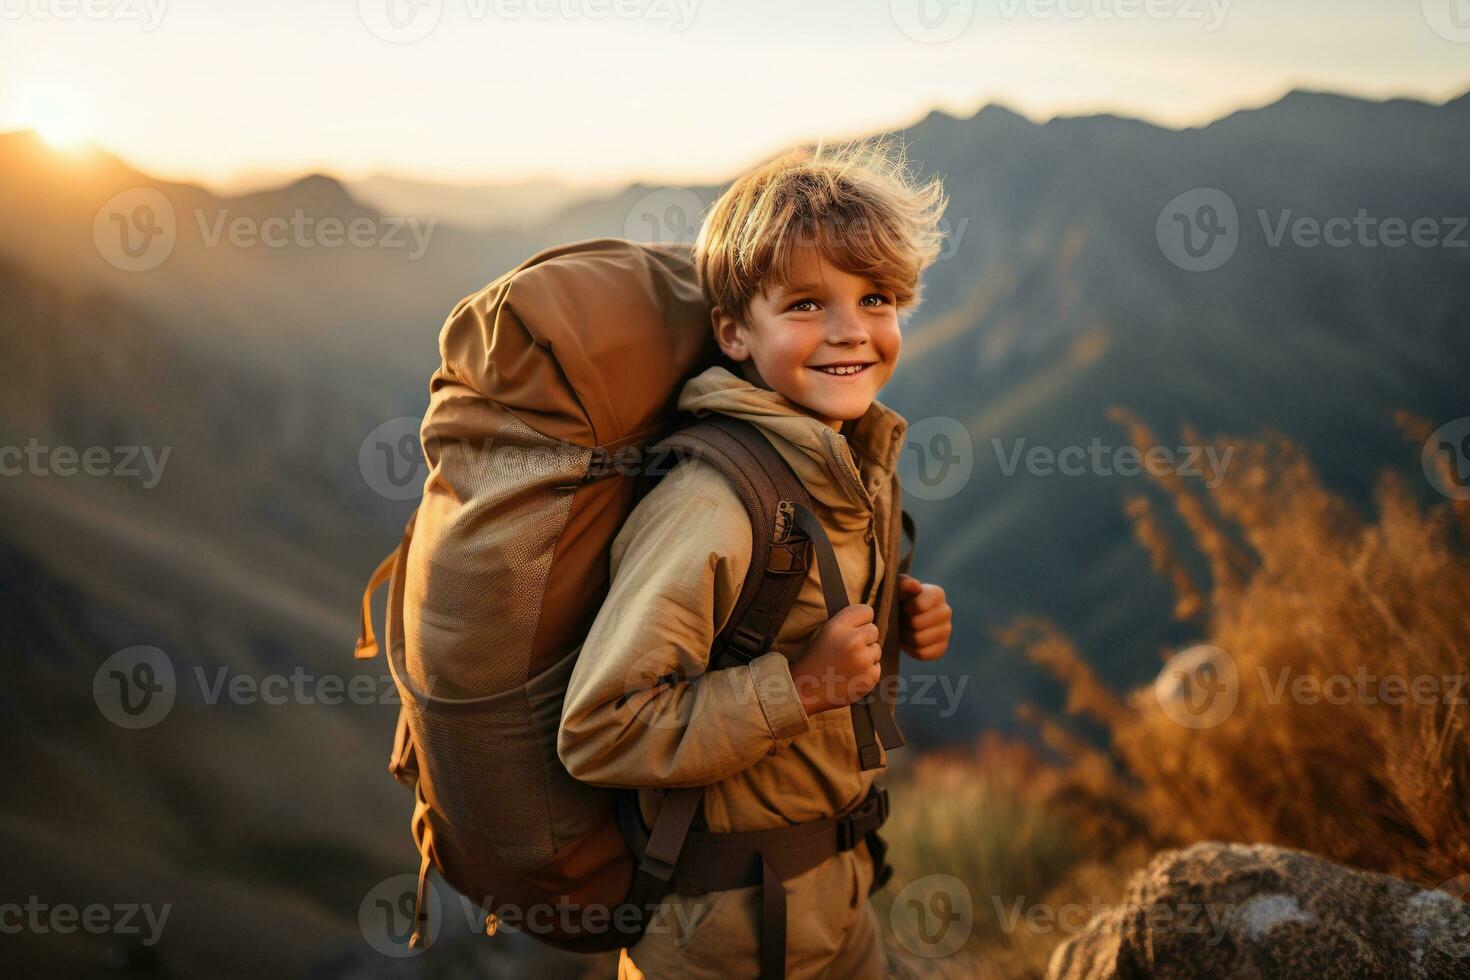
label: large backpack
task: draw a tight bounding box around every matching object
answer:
[353,237,911,976]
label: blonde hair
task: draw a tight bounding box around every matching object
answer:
[694,134,949,327]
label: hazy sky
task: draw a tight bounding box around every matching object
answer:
[3,0,1467,190]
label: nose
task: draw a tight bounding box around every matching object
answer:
[825,305,869,347]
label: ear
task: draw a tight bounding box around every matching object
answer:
[711,306,750,362]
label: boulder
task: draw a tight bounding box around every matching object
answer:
[1047,842,1470,980]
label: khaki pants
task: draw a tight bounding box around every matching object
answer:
[617,845,890,980]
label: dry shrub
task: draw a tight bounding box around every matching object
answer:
[876,734,1094,977]
[1007,412,1470,887]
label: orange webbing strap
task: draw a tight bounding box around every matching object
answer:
[354,512,418,660]
[354,550,397,660]
[408,781,437,950]
[408,845,434,950]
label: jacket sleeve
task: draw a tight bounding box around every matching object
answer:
[557,460,812,788]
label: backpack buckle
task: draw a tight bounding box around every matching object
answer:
[767,540,807,574]
[723,625,767,662]
[836,787,889,851]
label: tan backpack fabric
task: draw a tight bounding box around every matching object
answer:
[353,238,909,973]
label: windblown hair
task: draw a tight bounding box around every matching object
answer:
[693,135,949,326]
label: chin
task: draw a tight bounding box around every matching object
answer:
[817,399,872,423]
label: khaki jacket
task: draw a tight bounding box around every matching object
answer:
[558,364,908,979]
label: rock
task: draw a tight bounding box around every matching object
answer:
[1047,842,1470,980]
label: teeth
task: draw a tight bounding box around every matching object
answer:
[817,364,868,375]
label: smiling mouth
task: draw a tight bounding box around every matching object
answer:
[809,362,875,377]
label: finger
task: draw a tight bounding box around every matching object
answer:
[906,606,951,631]
[909,585,947,613]
[896,574,924,598]
[910,624,951,648]
[901,592,934,616]
[838,603,875,625]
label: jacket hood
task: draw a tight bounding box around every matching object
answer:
[677,365,907,525]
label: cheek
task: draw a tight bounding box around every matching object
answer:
[876,320,902,360]
[758,330,820,375]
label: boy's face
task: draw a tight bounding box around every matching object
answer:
[712,246,901,430]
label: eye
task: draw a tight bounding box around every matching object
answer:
[787,298,819,313]
[861,293,892,307]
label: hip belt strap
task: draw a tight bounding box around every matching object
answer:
[617,785,891,980]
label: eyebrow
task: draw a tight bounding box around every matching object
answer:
[777,282,824,295]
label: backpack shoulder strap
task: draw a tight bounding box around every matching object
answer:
[647,414,813,669]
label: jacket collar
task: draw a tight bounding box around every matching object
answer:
[677,365,907,522]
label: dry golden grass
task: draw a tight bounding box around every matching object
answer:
[1011,413,1470,886]
[876,735,1118,978]
[885,415,1470,977]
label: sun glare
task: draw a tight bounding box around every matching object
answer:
[30,98,91,151]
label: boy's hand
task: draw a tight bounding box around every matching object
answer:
[898,574,951,661]
[788,604,881,716]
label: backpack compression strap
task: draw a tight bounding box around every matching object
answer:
[643,414,902,767]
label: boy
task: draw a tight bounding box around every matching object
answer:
[558,138,953,979]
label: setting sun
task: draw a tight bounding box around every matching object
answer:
[26,96,90,151]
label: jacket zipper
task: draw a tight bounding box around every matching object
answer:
[825,429,872,510]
